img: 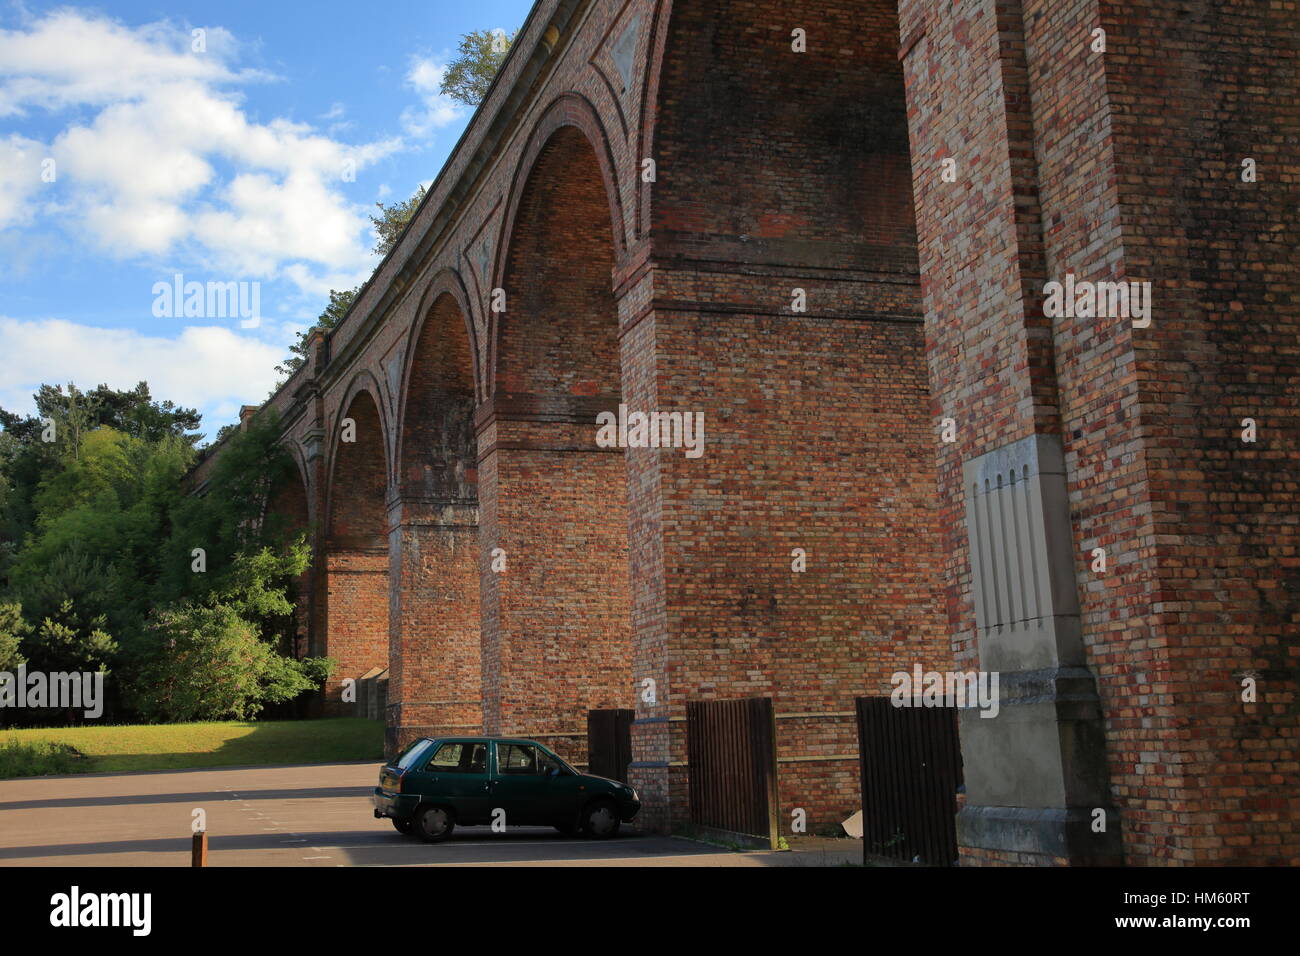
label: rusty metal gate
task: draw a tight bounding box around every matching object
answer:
[855,696,963,865]
[686,697,779,848]
[586,708,634,782]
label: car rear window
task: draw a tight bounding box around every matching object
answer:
[395,739,435,770]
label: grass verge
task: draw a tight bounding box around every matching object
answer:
[0,718,383,777]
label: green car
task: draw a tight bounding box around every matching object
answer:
[372,736,641,842]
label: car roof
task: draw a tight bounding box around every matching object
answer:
[417,735,546,745]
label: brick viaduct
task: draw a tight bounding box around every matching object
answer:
[193,0,1298,865]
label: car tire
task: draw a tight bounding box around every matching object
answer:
[413,805,455,843]
[392,817,414,835]
[580,799,620,839]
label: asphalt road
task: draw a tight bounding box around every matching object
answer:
[0,762,859,867]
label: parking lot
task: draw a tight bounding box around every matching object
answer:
[0,762,858,867]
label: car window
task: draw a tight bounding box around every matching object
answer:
[395,738,434,770]
[537,750,562,774]
[424,741,487,774]
[426,742,464,770]
[498,743,543,774]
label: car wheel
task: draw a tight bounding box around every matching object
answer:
[392,817,414,835]
[414,805,455,843]
[580,799,620,839]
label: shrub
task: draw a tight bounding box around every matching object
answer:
[0,740,81,777]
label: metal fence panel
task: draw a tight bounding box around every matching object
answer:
[686,697,778,848]
[586,708,634,781]
[855,696,962,865]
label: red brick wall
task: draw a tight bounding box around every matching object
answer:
[388,521,480,753]
[625,0,952,833]
[652,0,916,270]
[1090,0,1299,864]
[322,548,388,714]
[623,299,952,831]
[479,122,635,764]
[389,293,482,754]
[898,0,1078,865]
[322,389,390,714]
[901,0,1298,864]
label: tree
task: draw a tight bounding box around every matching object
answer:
[132,542,330,722]
[84,383,201,446]
[5,428,192,642]
[29,600,117,675]
[275,287,357,378]
[1,383,200,577]
[0,603,27,672]
[2,383,200,456]
[370,185,427,258]
[440,29,517,107]
[0,382,326,725]
[131,601,326,722]
[161,409,301,606]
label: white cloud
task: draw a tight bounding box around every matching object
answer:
[0,13,259,116]
[0,133,46,228]
[0,11,402,293]
[401,56,466,137]
[320,101,352,135]
[0,316,285,436]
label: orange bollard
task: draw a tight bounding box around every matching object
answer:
[192,831,208,867]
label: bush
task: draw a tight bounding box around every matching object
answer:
[0,740,81,777]
[131,601,331,722]
[0,602,27,671]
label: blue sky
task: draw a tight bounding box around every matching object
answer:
[0,0,534,439]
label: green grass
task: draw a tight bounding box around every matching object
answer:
[0,718,384,778]
[0,740,82,778]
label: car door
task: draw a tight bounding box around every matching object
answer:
[533,747,588,826]
[419,740,491,824]
[490,742,558,827]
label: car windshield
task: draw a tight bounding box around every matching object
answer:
[542,748,577,775]
[394,738,435,770]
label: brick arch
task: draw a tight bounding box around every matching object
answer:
[474,94,635,754]
[487,92,627,394]
[266,439,312,540]
[324,371,392,532]
[394,269,480,471]
[634,0,675,240]
[396,291,476,500]
[319,376,392,713]
[494,122,624,399]
[387,277,483,753]
[644,0,917,267]
[619,0,951,835]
